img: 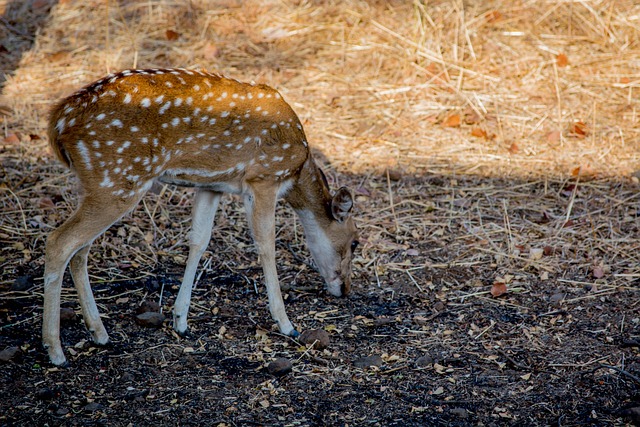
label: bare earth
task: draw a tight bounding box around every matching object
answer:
[1,1,639,426]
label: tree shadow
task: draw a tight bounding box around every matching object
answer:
[0,0,57,88]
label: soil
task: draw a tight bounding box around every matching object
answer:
[0,1,639,425]
[1,161,639,426]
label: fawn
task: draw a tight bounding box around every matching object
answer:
[43,68,358,366]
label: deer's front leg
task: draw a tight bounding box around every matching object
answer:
[244,186,298,337]
[173,189,221,336]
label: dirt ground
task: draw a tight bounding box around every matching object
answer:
[1,1,640,426]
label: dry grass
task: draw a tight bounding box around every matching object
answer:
[2,0,640,177]
[1,0,639,317]
[1,1,640,424]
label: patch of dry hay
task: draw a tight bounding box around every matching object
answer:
[1,0,639,178]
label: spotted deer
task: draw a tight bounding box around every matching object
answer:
[43,68,358,366]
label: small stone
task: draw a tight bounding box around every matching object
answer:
[36,387,59,401]
[0,346,21,362]
[60,307,77,323]
[83,402,105,412]
[299,329,330,350]
[386,168,402,181]
[136,300,160,315]
[415,355,433,367]
[621,406,640,424]
[353,355,383,369]
[373,317,395,327]
[55,407,70,416]
[267,357,292,376]
[12,275,34,291]
[549,293,566,307]
[451,407,468,419]
[135,312,165,328]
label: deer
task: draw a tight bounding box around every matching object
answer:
[42,68,358,366]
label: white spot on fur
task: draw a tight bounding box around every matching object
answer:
[99,171,114,188]
[159,101,171,114]
[76,141,92,170]
[56,118,66,133]
[141,98,151,108]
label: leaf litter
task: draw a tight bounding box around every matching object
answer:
[1,0,639,426]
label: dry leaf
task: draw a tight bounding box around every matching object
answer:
[443,114,461,127]
[556,53,568,67]
[3,133,19,144]
[545,130,561,144]
[592,265,605,279]
[570,121,587,138]
[490,281,507,297]
[463,108,481,124]
[529,248,543,260]
[38,197,56,209]
[471,127,487,138]
[507,142,519,154]
[47,51,70,63]
[487,10,502,23]
[202,42,219,60]
[166,30,180,41]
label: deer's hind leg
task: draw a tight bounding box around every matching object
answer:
[43,191,143,366]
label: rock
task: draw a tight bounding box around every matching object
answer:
[36,387,59,401]
[60,307,77,323]
[55,407,70,416]
[373,317,395,327]
[136,300,160,315]
[386,168,402,181]
[415,355,433,367]
[83,402,105,412]
[450,407,469,419]
[12,275,33,291]
[299,329,330,350]
[549,292,566,307]
[0,346,21,362]
[135,312,165,328]
[267,357,292,376]
[621,406,640,424]
[353,355,383,369]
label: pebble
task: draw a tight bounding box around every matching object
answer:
[451,407,469,419]
[83,402,105,412]
[60,307,77,323]
[415,355,433,367]
[136,300,160,314]
[12,275,33,291]
[386,168,402,181]
[0,346,21,362]
[267,357,292,376]
[299,329,330,350]
[549,292,566,307]
[135,312,165,328]
[353,355,383,369]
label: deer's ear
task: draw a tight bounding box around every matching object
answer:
[331,187,353,222]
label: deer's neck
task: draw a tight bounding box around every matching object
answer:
[286,156,333,226]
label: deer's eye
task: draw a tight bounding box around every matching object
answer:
[350,240,359,253]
